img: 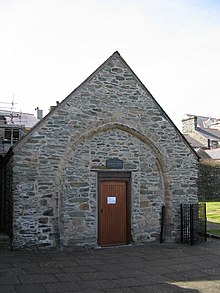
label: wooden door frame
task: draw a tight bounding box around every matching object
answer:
[98,172,131,246]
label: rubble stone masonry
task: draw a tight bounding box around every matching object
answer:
[6,53,198,249]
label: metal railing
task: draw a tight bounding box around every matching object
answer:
[180,203,207,245]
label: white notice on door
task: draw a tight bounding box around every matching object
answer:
[107,196,116,204]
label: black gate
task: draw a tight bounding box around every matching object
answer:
[180,203,207,245]
[198,203,207,242]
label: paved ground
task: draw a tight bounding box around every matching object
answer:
[0,239,220,293]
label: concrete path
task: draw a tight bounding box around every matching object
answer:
[0,239,220,293]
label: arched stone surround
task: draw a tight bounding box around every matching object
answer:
[53,123,173,247]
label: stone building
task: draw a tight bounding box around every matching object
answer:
[182,114,220,150]
[181,115,220,201]
[0,52,199,250]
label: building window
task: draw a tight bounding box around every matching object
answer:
[4,128,20,142]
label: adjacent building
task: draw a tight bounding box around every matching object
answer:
[0,110,39,159]
[182,114,220,161]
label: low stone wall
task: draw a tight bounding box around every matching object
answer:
[198,160,220,201]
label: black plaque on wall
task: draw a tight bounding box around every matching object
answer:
[106,158,123,169]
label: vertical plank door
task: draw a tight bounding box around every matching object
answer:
[99,181,127,246]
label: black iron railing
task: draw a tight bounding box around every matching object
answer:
[180,203,207,245]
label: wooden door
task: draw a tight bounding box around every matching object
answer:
[98,180,127,246]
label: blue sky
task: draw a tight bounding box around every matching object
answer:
[0,0,220,128]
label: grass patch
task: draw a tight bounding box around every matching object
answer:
[206,201,220,224]
[206,201,220,236]
[208,229,220,237]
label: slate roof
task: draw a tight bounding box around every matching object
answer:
[183,114,220,160]
[183,114,220,142]
[197,148,220,160]
[0,110,39,128]
[183,134,205,149]
[197,149,212,159]
[184,114,220,129]
[196,127,220,140]
[205,148,220,160]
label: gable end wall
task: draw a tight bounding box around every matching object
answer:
[11,54,198,249]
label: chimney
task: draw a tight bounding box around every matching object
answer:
[35,107,43,120]
[182,116,197,133]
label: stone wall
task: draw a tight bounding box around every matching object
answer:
[198,161,220,201]
[60,129,165,247]
[10,52,198,249]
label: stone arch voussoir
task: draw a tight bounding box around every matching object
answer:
[54,122,173,244]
